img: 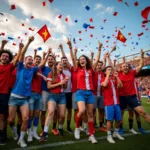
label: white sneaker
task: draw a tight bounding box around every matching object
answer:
[17,140,27,148]
[107,136,115,144]
[129,129,138,134]
[12,127,18,140]
[84,128,90,135]
[79,126,84,132]
[74,128,80,139]
[88,135,98,144]
[113,132,124,140]
[27,133,33,142]
[32,133,41,140]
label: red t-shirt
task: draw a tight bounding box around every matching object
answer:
[9,68,17,89]
[31,68,42,94]
[76,67,94,91]
[101,77,120,106]
[71,67,77,93]
[47,72,66,94]
[93,71,105,96]
[0,63,14,94]
[118,70,137,96]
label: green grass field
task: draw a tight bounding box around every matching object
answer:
[1,98,150,150]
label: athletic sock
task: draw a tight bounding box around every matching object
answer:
[137,121,141,128]
[75,116,81,128]
[88,121,94,136]
[19,131,25,141]
[128,119,133,130]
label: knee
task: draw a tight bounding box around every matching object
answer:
[87,111,93,119]
[79,108,85,115]
[22,116,29,123]
[60,114,65,120]
[8,117,14,124]
[34,111,40,117]
[48,111,54,117]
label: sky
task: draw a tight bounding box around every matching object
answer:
[0,0,150,62]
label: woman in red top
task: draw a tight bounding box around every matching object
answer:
[73,42,102,144]
[40,62,68,142]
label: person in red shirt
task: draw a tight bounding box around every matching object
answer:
[118,50,150,127]
[40,61,69,142]
[0,40,22,145]
[101,66,124,144]
[73,42,102,144]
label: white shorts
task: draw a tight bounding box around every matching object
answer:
[41,91,49,111]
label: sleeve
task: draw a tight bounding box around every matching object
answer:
[47,73,52,81]
[9,62,15,71]
[62,73,66,79]
[17,62,24,71]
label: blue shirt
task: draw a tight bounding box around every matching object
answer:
[41,66,51,91]
[12,62,38,96]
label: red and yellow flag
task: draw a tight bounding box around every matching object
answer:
[117,30,127,43]
[37,25,51,42]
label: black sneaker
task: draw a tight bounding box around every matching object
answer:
[40,132,47,142]
[58,128,64,136]
[66,127,73,134]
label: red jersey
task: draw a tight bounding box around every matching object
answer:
[93,71,105,96]
[101,78,120,106]
[76,67,94,91]
[0,63,14,94]
[47,73,66,94]
[118,70,137,96]
[9,68,17,89]
[71,67,77,93]
[31,68,42,94]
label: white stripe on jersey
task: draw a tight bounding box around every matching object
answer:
[110,80,117,105]
[60,74,64,92]
[97,74,101,96]
[85,70,90,90]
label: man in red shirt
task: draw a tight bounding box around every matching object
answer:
[101,66,124,144]
[0,40,22,145]
[118,50,150,124]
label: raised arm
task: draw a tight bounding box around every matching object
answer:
[19,36,34,62]
[37,72,47,81]
[136,49,144,74]
[102,53,107,69]
[11,43,24,66]
[42,51,47,60]
[122,56,126,63]
[113,72,123,88]
[34,49,37,60]
[0,40,8,51]
[90,51,94,66]
[101,70,110,87]
[38,48,51,69]
[67,38,76,68]
[93,41,102,70]
[114,59,117,67]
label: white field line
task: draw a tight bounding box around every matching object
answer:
[12,130,150,150]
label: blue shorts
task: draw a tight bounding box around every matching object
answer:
[105,104,122,121]
[48,93,66,104]
[76,90,94,104]
[8,96,29,107]
[28,92,41,111]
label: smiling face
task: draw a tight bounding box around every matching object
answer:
[34,56,41,66]
[121,63,129,74]
[61,57,67,68]
[0,52,9,64]
[79,56,87,68]
[105,67,113,76]
[24,56,33,68]
[47,55,55,68]
[56,62,63,72]
[96,62,103,72]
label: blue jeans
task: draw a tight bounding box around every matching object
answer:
[48,92,66,104]
[28,92,41,110]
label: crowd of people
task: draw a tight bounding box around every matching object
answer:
[0,37,150,148]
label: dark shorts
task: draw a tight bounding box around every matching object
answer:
[0,93,9,115]
[119,95,141,110]
[65,92,72,109]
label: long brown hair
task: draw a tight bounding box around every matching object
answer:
[51,61,62,82]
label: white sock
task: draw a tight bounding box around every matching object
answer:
[107,131,111,137]
[19,131,25,141]
[84,123,87,129]
[58,124,62,129]
[33,126,37,134]
[28,128,32,135]
[44,126,49,133]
